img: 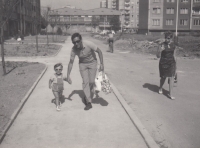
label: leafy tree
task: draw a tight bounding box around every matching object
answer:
[57,27,62,35]
[91,16,100,29]
[109,16,120,32]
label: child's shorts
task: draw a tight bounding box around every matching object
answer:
[52,83,64,92]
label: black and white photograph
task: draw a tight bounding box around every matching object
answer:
[0,0,200,148]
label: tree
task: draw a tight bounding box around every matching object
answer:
[91,16,100,29]
[0,0,20,75]
[109,16,120,32]
[41,6,51,45]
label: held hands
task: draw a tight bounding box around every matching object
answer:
[64,76,72,84]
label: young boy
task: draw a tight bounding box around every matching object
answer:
[49,63,66,111]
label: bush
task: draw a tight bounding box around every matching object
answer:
[57,28,63,35]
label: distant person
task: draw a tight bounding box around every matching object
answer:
[49,63,67,111]
[66,33,104,111]
[107,31,114,53]
[157,31,178,100]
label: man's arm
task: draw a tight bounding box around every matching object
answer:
[96,47,104,72]
[66,50,76,84]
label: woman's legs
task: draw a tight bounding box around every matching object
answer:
[159,77,166,93]
[169,77,175,99]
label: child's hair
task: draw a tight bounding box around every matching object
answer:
[54,63,63,70]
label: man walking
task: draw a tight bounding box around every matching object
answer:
[107,31,114,53]
[66,33,104,110]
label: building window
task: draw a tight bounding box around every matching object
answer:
[153,0,160,2]
[194,19,200,25]
[180,8,188,14]
[166,8,175,14]
[194,0,200,2]
[153,8,161,14]
[181,0,188,2]
[167,0,175,2]
[180,19,188,25]
[166,19,174,25]
[152,19,160,26]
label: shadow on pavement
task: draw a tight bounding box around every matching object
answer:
[51,95,72,106]
[67,90,87,105]
[143,83,169,98]
[92,95,108,106]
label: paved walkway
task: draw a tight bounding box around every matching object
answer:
[1,39,148,148]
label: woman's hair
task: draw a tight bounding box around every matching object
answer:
[54,63,63,70]
[164,31,173,39]
[71,33,82,41]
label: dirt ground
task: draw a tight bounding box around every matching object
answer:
[0,62,45,136]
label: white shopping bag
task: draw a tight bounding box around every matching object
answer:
[95,71,112,94]
[94,71,103,92]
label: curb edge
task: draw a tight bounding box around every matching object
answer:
[109,81,159,148]
[0,65,48,144]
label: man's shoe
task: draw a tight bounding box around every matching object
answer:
[84,103,92,110]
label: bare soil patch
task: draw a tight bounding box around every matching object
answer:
[91,33,200,58]
[0,61,45,137]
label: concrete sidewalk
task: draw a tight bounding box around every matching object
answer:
[1,40,151,148]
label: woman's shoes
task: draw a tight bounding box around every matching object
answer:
[158,89,163,94]
[168,94,175,100]
[56,106,61,111]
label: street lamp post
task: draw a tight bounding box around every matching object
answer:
[175,0,179,45]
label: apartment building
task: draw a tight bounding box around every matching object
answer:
[48,7,121,31]
[139,0,200,34]
[100,1,107,8]
[101,0,139,31]
[1,0,41,38]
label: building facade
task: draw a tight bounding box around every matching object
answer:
[100,0,139,31]
[48,7,121,31]
[1,0,41,38]
[139,0,200,34]
[100,1,107,8]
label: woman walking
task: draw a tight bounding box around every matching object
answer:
[158,31,177,100]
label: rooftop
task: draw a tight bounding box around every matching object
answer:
[49,7,121,16]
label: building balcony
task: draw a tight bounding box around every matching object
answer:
[125,2,130,5]
[193,2,200,9]
[125,7,130,10]
[192,12,200,15]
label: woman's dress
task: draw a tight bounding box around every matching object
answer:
[159,42,176,78]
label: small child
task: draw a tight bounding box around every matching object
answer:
[49,63,66,111]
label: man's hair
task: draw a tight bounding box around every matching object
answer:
[164,31,173,39]
[71,33,82,41]
[54,63,63,70]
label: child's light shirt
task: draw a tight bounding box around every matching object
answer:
[50,73,64,92]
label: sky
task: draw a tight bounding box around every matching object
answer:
[41,0,102,10]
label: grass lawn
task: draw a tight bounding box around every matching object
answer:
[0,62,46,137]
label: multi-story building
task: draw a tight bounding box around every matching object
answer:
[1,0,41,38]
[138,0,200,34]
[48,7,121,31]
[100,1,107,8]
[123,0,139,31]
[101,0,139,32]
